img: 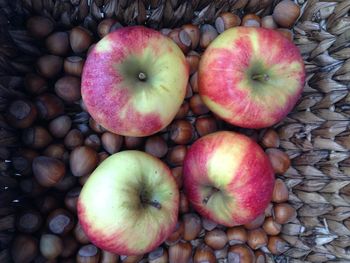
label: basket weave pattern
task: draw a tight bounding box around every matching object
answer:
[0,0,350,262]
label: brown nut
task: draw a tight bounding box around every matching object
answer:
[204,229,228,250]
[183,213,202,241]
[69,146,98,177]
[228,245,255,263]
[12,148,38,175]
[169,119,194,145]
[49,115,72,138]
[186,52,200,75]
[6,99,38,129]
[247,228,268,250]
[200,24,218,49]
[16,210,42,234]
[190,94,210,115]
[84,134,101,151]
[190,71,198,93]
[64,187,81,213]
[227,226,247,245]
[100,250,119,263]
[272,178,289,203]
[46,208,75,235]
[64,56,85,77]
[273,203,297,224]
[179,192,190,214]
[24,73,48,95]
[97,18,118,38]
[74,222,90,244]
[175,101,190,119]
[262,216,282,235]
[64,129,84,150]
[12,235,38,263]
[36,55,63,78]
[70,26,93,53]
[101,132,123,154]
[244,213,265,230]
[168,28,191,54]
[124,136,144,149]
[54,76,81,103]
[35,93,64,120]
[27,16,54,39]
[148,247,168,263]
[145,135,168,158]
[166,145,187,166]
[195,116,217,137]
[61,235,79,258]
[32,156,65,187]
[267,236,290,255]
[168,241,192,263]
[255,250,266,263]
[39,234,63,260]
[266,148,291,174]
[215,12,241,33]
[261,16,278,29]
[46,31,70,56]
[242,13,261,27]
[194,244,216,263]
[165,220,184,245]
[171,166,183,189]
[181,24,200,49]
[260,128,280,148]
[273,0,300,28]
[76,244,100,263]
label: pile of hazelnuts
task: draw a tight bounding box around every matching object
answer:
[7,0,301,262]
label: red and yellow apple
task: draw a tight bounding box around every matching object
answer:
[82,26,189,137]
[183,131,275,226]
[198,27,305,129]
[77,150,179,255]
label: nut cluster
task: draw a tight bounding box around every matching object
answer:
[9,2,301,262]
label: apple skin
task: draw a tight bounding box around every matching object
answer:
[77,150,179,255]
[198,27,305,129]
[183,131,275,227]
[82,26,189,137]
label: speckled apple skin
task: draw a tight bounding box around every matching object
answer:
[82,26,189,137]
[199,27,305,129]
[183,131,275,226]
[77,151,179,255]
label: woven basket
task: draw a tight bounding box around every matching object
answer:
[1,0,350,262]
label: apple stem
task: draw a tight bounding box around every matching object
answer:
[138,72,147,81]
[203,187,220,204]
[251,73,270,82]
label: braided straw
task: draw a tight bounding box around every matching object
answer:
[1,0,350,262]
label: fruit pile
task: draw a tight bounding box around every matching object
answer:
[7,0,304,262]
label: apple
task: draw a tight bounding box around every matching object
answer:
[77,150,179,255]
[183,131,275,226]
[198,27,305,129]
[82,26,189,137]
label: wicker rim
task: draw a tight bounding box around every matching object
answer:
[1,0,350,262]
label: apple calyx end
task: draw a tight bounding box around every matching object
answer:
[251,73,270,82]
[138,72,147,81]
[140,192,162,210]
[202,186,220,205]
[147,200,162,210]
